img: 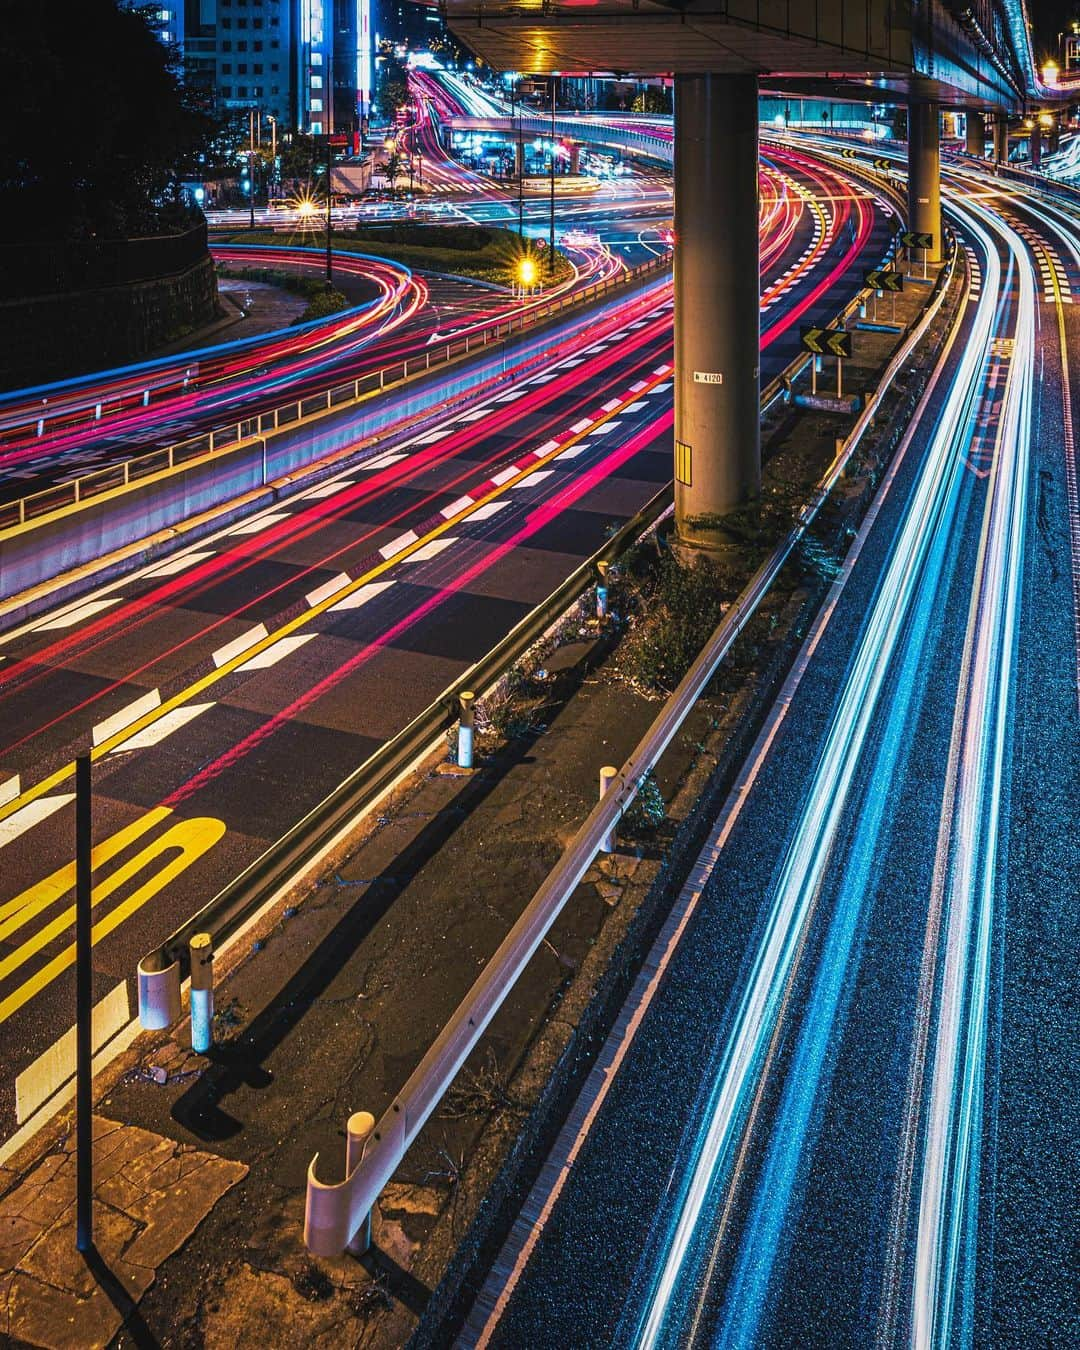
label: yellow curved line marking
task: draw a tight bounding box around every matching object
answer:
[0,810,225,1027]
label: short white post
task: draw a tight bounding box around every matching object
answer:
[94,403,102,420]
[189,932,214,1053]
[345,1111,376,1255]
[457,691,475,769]
[143,389,150,407]
[600,765,618,853]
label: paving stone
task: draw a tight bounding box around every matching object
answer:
[124,1155,247,1270]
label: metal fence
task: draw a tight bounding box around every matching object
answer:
[304,224,962,1260]
[0,252,670,533]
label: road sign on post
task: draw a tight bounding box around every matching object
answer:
[900,231,934,250]
[873,157,892,171]
[801,326,852,359]
[841,147,857,159]
[864,269,904,292]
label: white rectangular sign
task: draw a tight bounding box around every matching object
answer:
[693,371,723,385]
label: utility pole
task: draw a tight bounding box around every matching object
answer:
[325,138,333,287]
[75,754,93,1254]
[549,75,557,276]
[515,75,524,239]
[268,115,277,192]
[248,109,256,230]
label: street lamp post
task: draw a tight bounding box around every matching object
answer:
[325,139,333,286]
[248,108,256,230]
[549,75,557,276]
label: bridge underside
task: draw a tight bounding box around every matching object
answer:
[434,0,1024,112]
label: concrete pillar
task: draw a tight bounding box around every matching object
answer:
[1030,122,1042,168]
[673,73,760,552]
[1049,120,1060,156]
[993,114,1009,163]
[966,110,985,157]
[907,100,942,263]
[570,143,581,174]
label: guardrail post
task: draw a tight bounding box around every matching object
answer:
[345,1112,376,1255]
[379,368,385,390]
[137,949,182,1029]
[457,691,476,769]
[600,765,618,853]
[94,403,101,420]
[189,932,214,1053]
[596,561,610,620]
[143,389,150,407]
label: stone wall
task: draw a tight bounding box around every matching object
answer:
[0,252,220,392]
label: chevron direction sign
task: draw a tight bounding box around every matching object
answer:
[840,147,858,159]
[900,231,934,250]
[873,157,892,171]
[801,326,852,358]
[864,268,904,292]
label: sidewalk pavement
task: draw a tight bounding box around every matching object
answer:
[0,1116,245,1349]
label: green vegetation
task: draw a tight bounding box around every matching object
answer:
[0,1,211,243]
[216,266,350,323]
[214,224,573,287]
[615,552,730,694]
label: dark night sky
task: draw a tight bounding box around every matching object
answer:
[1032,0,1078,57]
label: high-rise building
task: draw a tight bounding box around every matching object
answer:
[126,0,372,137]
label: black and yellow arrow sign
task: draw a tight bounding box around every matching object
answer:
[900,230,934,250]
[864,268,904,292]
[801,326,853,359]
[840,147,858,159]
[873,157,892,171]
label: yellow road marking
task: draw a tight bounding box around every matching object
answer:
[0,810,225,1027]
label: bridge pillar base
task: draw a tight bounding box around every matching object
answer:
[966,111,985,157]
[673,72,760,554]
[993,115,1009,164]
[1031,123,1042,169]
[907,100,942,264]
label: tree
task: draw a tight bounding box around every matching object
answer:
[0,0,212,242]
[382,153,404,194]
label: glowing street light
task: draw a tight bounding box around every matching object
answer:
[517,257,537,290]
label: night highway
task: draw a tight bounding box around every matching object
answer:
[3,2,1077,1342]
[0,143,892,1148]
[470,151,1080,1350]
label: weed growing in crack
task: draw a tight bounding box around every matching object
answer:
[440,1048,524,1121]
[292,1259,335,1302]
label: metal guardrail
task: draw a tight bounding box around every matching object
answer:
[136,481,675,1024]
[447,114,673,165]
[0,252,671,533]
[302,232,961,1257]
[135,139,917,1024]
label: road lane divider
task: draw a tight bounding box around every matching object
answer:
[303,231,960,1261]
[0,365,677,832]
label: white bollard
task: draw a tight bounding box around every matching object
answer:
[143,389,150,407]
[457,690,475,769]
[596,560,610,621]
[137,952,181,1029]
[345,1111,376,1255]
[189,932,214,1053]
[600,765,619,853]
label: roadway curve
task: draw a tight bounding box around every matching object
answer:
[0,149,894,1151]
[469,154,1080,1349]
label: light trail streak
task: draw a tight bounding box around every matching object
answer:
[910,200,1033,1350]
[630,201,1004,1350]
